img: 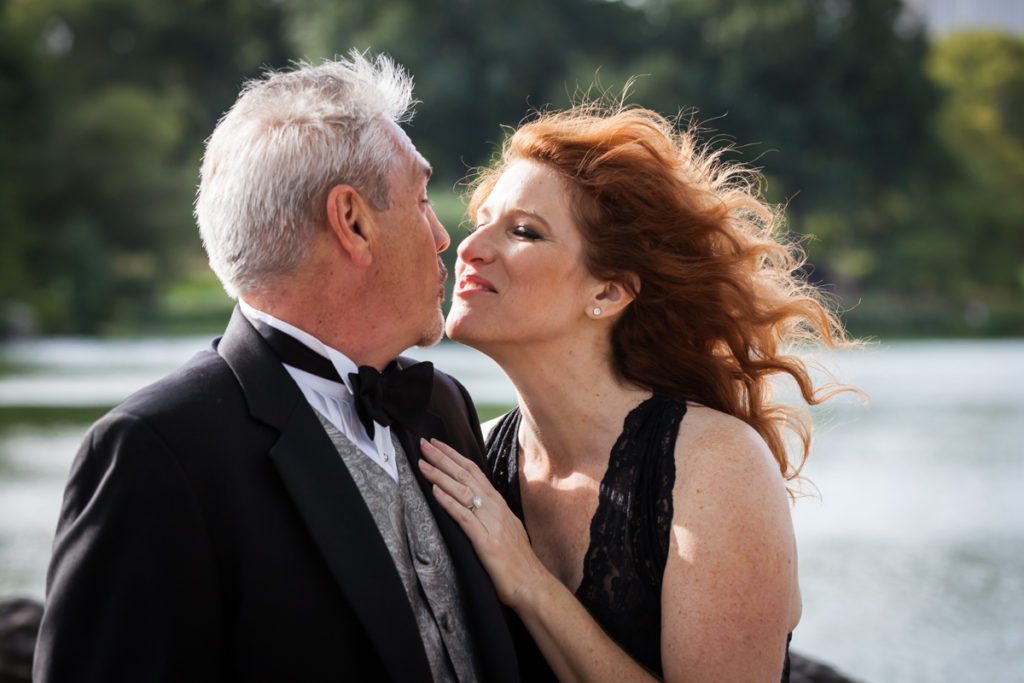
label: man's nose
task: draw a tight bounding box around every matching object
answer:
[431,208,451,253]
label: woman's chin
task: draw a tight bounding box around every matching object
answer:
[444,312,476,345]
[444,313,493,351]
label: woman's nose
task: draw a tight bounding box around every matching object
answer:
[456,223,494,264]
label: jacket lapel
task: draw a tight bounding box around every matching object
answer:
[389,363,475,569]
[216,307,433,683]
[392,374,520,683]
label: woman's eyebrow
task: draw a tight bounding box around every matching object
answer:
[511,209,551,228]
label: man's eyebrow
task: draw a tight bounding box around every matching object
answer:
[415,157,432,181]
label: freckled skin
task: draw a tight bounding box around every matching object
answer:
[430,158,799,682]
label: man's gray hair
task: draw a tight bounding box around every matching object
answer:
[195,51,416,297]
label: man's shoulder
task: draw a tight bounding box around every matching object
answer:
[398,353,485,458]
[78,342,281,480]
[398,354,472,412]
[111,346,240,425]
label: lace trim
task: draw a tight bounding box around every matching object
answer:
[486,396,686,676]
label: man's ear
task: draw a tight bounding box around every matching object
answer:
[325,184,374,268]
[589,274,639,319]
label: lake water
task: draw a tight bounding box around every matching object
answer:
[1,337,1021,682]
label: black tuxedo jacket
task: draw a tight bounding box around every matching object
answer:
[34,307,519,682]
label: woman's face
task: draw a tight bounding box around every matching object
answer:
[445,159,603,351]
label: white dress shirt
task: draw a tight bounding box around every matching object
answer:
[238,299,400,483]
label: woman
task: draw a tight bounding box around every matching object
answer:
[417,104,847,682]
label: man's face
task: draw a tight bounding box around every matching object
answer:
[366,122,450,348]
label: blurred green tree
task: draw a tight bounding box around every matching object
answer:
[2,0,292,333]
[0,0,1020,336]
[610,0,943,306]
[0,0,49,333]
[924,30,1024,332]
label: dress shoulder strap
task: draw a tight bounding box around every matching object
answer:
[484,408,522,499]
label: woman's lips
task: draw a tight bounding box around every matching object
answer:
[456,272,497,294]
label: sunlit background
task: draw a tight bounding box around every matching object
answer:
[1,0,1022,681]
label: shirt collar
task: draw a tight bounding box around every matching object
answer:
[238,298,359,393]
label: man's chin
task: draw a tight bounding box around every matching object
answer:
[412,311,445,349]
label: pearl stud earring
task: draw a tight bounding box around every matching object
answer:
[592,307,602,316]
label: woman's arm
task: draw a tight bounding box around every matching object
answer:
[660,407,799,682]
[421,405,798,683]
[418,439,659,682]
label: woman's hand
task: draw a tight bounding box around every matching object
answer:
[420,438,660,682]
[418,438,550,609]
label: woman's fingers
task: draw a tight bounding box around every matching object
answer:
[429,483,484,531]
[421,438,486,483]
[419,440,486,512]
[428,438,481,473]
[419,439,490,503]
[419,438,465,479]
[419,439,547,608]
[417,446,485,527]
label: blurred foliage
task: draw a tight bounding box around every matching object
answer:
[1,0,291,334]
[0,406,110,433]
[0,0,1021,337]
[925,31,1024,327]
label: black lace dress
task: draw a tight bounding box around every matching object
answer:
[485,395,791,681]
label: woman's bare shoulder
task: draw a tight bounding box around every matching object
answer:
[660,410,798,679]
[675,403,786,497]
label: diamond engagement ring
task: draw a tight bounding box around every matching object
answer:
[470,495,484,511]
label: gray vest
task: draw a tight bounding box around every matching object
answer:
[315,413,479,683]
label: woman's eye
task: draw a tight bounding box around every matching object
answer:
[512,225,541,240]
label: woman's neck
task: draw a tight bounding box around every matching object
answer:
[489,336,650,476]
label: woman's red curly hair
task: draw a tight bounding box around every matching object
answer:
[468,105,850,483]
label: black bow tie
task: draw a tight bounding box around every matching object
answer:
[252,319,433,438]
[348,361,434,439]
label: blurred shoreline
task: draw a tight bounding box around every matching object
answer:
[1,338,1021,681]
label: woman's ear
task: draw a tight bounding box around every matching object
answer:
[325,184,374,268]
[589,275,639,319]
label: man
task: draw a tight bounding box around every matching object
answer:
[34,53,518,682]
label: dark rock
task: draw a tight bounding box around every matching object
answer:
[0,595,866,683]
[790,650,865,683]
[0,597,43,683]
